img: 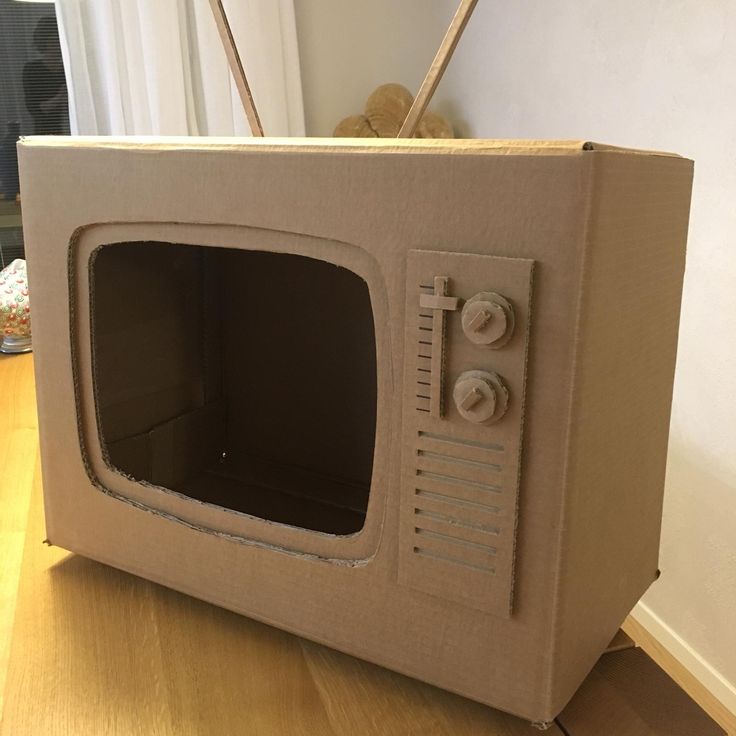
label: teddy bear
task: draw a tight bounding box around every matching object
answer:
[334,83,453,138]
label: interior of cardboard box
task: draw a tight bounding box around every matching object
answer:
[90,242,377,535]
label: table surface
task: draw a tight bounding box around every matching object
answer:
[0,353,724,736]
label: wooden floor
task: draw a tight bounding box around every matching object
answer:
[0,353,726,735]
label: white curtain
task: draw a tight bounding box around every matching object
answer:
[54,0,305,136]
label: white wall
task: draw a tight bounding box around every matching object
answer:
[293,0,452,136]
[430,0,736,697]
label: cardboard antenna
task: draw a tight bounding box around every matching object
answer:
[208,0,264,137]
[209,0,477,140]
[398,0,478,138]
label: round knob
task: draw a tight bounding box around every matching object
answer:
[453,370,509,424]
[461,292,514,348]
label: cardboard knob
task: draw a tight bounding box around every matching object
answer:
[453,370,509,424]
[461,292,514,347]
[459,384,493,413]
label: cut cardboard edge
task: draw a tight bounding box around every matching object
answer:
[67,221,391,563]
[18,136,684,159]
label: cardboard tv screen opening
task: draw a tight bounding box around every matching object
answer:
[90,242,377,535]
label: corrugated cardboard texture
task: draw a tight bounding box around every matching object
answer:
[18,137,693,722]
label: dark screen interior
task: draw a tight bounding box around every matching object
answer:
[90,242,377,535]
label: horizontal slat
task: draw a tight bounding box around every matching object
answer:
[412,531,496,573]
[417,431,504,462]
[412,492,504,529]
[414,526,497,554]
[415,468,503,502]
[413,478,505,514]
[416,451,504,489]
[413,508,500,547]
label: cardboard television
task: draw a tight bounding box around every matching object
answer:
[19,135,693,724]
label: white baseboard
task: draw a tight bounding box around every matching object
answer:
[630,602,736,727]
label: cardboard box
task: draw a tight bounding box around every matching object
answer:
[18,137,693,724]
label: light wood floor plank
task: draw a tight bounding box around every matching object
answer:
[0,471,336,735]
[300,640,558,735]
[0,354,38,718]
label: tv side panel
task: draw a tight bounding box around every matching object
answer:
[547,151,693,714]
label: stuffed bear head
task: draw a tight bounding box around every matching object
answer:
[334,83,453,138]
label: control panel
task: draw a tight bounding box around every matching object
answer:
[398,249,534,618]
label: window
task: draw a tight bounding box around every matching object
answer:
[0,4,68,266]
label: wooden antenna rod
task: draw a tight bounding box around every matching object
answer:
[398,0,478,138]
[208,0,264,137]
